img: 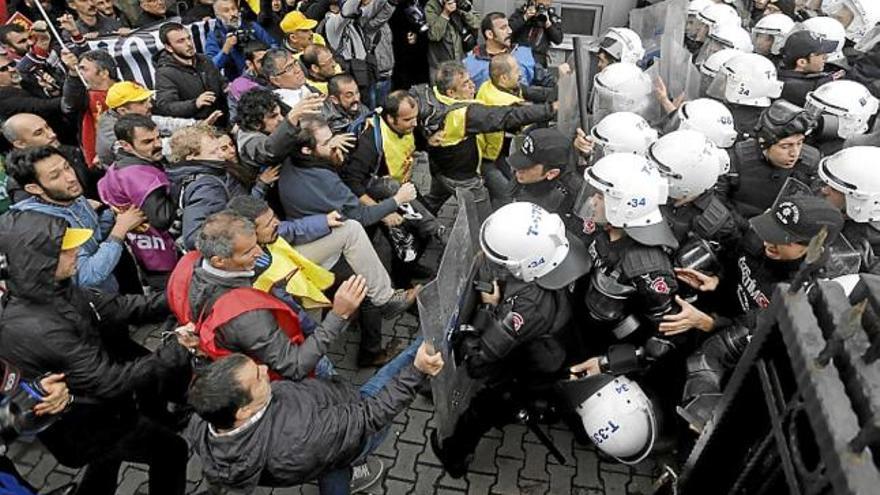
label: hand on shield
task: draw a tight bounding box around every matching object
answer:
[415,342,445,376]
[573,127,594,156]
[654,76,685,114]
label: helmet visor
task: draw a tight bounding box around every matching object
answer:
[574,182,607,224]
[705,70,729,102]
[686,14,710,42]
[589,82,653,126]
[751,32,776,55]
[694,37,732,66]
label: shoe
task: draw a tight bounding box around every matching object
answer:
[379,286,421,320]
[358,338,407,368]
[430,430,469,479]
[350,457,384,493]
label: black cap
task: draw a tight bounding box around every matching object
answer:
[508,127,572,171]
[782,30,838,65]
[750,195,844,244]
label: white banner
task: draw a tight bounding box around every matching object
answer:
[86,18,216,89]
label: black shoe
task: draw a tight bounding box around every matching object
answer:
[430,430,469,479]
[350,458,384,493]
[357,339,407,368]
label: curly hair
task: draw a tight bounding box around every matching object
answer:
[169,124,222,163]
[237,88,283,132]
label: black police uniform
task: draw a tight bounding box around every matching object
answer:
[510,171,584,235]
[663,192,742,247]
[842,220,880,274]
[728,103,765,138]
[778,69,834,107]
[716,138,821,219]
[434,275,572,476]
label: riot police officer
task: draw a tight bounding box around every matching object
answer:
[777,30,838,107]
[431,202,590,478]
[717,99,820,220]
[508,127,584,233]
[805,79,880,155]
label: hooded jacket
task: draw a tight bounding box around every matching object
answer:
[167,159,235,251]
[0,210,187,401]
[186,360,425,491]
[152,50,228,125]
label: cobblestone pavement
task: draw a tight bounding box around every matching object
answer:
[6,164,669,494]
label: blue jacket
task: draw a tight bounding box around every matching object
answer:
[12,197,121,293]
[205,21,278,80]
[279,157,398,227]
[464,44,536,90]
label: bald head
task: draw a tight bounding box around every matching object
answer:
[489,53,519,91]
[2,113,59,149]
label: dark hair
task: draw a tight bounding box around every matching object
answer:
[227,195,271,222]
[188,354,252,430]
[327,73,357,97]
[243,40,270,62]
[435,61,468,95]
[384,90,417,118]
[300,44,330,70]
[294,115,328,150]
[6,146,66,187]
[114,114,157,144]
[159,22,187,45]
[81,50,118,79]
[0,24,25,45]
[260,48,290,79]
[480,12,506,40]
[237,88,282,132]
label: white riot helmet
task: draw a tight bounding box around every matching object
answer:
[818,146,880,222]
[824,0,880,42]
[707,53,783,107]
[597,27,646,66]
[698,3,742,29]
[752,13,796,56]
[677,98,738,148]
[560,374,656,465]
[648,130,730,200]
[479,202,590,289]
[687,0,715,42]
[805,80,880,139]
[695,23,754,66]
[590,62,655,125]
[589,112,659,165]
[579,153,678,247]
[796,16,847,63]
[699,48,741,96]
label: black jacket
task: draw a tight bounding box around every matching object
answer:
[508,6,563,67]
[153,50,228,125]
[0,210,185,400]
[778,69,834,107]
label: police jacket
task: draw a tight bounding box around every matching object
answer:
[728,103,764,139]
[842,220,880,274]
[428,91,555,180]
[716,138,821,220]
[458,277,571,382]
[662,191,743,247]
[510,171,583,234]
[778,69,834,107]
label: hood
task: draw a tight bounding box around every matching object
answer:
[115,150,164,169]
[166,159,227,184]
[0,210,70,300]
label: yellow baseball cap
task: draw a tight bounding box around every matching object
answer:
[280,11,318,33]
[105,81,155,109]
[61,228,93,250]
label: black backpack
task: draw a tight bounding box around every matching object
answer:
[408,83,469,140]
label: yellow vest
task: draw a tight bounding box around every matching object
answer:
[378,117,416,183]
[433,87,477,148]
[253,237,335,309]
[476,81,524,161]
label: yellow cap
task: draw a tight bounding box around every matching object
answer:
[61,228,93,250]
[105,81,155,109]
[280,11,318,33]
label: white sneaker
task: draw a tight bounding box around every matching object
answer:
[350,457,384,493]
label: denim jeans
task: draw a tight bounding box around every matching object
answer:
[317,338,422,494]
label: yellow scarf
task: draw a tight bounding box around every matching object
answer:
[379,118,416,182]
[476,81,524,161]
[253,237,335,309]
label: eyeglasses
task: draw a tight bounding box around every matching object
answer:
[277,62,301,76]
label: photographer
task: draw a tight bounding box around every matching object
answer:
[426,0,480,77]
[205,0,278,80]
[509,0,563,67]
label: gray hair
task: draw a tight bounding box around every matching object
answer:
[260,48,291,80]
[435,61,469,96]
[197,210,256,259]
[1,119,19,143]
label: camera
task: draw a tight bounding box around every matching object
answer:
[233,27,254,45]
[525,1,558,25]
[404,0,429,33]
[452,0,472,12]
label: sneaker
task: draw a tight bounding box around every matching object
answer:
[357,338,408,368]
[379,286,421,320]
[350,457,384,493]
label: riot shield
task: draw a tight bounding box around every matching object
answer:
[629,0,671,63]
[418,189,486,440]
[658,0,703,102]
[572,36,595,133]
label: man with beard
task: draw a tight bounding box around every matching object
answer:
[0,210,191,495]
[98,114,179,288]
[154,22,228,126]
[204,0,277,80]
[0,24,31,62]
[2,113,100,200]
[7,145,146,293]
[322,73,370,135]
[64,0,124,36]
[60,50,117,166]
[463,12,544,91]
[94,0,133,30]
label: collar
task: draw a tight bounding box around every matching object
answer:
[201,259,255,279]
[209,390,273,437]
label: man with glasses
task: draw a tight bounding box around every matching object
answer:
[153,22,228,126]
[260,47,318,109]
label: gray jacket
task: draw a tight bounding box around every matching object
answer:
[96,109,196,166]
[188,261,348,381]
[236,119,301,171]
[185,364,425,493]
[360,0,395,78]
[324,0,367,60]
